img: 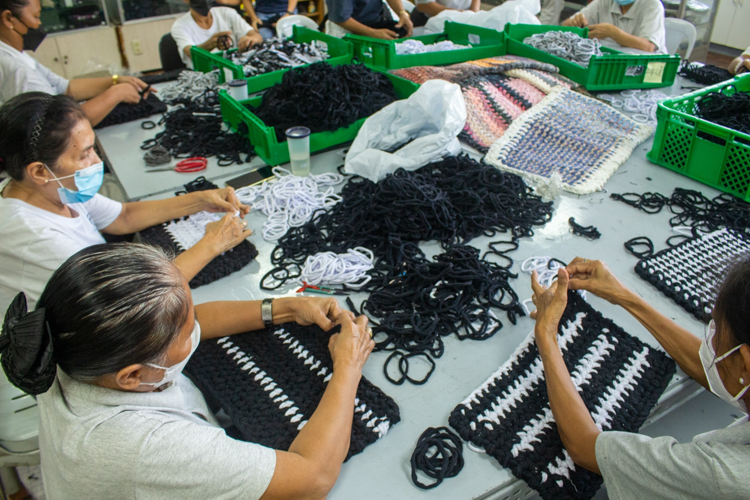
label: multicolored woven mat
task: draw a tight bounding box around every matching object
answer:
[449,292,675,500]
[185,323,400,460]
[484,87,653,194]
[635,228,750,323]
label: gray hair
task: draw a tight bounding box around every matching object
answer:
[36,243,190,382]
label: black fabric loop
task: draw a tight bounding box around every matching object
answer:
[666,234,691,247]
[568,217,601,240]
[141,120,157,129]
[410,426,465,489]
[624,236,654,259]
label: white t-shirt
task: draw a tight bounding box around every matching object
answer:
[171,7,254,69]
[0,178,122,313]
[596,420,750,499]
[0,40,69,106]
[38,363,276,499]
[415,0,472,11]
[577,0,667,54]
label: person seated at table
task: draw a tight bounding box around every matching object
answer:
[0,0,152,126]
[172,0,263,70]
[729,46,750,75]
[0,92,252,313]
[0,243,375,499]
[529,256,750,499]
[243,0,298,40]
[325,0,413,40]
[409,0,479,28]
[538,0,563,25]
[562,0,666,53]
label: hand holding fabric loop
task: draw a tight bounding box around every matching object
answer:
[1,293,56,395]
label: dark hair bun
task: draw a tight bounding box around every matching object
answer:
[0,293,57,395]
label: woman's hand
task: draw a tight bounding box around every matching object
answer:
[120,75,153,96]
[200,187,250,217]
[109,83,142,104]
[328,314,374,373]
[288,296,355,331]
[395,10,413,37]
[531,268,569,347]
[568,12,588,27]
[588,22,620,40]
[566,258,630,306]
[202,212,252,254]
[239,31,263,52]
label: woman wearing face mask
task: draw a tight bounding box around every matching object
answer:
[0,0,152,126]
[562,0,666,54]
[529,256,750,499]
[0,243,375,499]
[0,92,253,314]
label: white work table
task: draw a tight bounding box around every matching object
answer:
[136,76,736,499]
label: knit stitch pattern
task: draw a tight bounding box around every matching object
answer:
[635,228,750,323]
[449,292,675,500]
[484,87,653,194]
[139,217,258,288]
[185,323,400,459]
[389,55,559,84]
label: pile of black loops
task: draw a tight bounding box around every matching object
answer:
[367,243,522,385]
[678,61,733,86]
[568,217,601,239]
[611,188,750,234]
[140,90,255,166]
[264,156,553,382]
[410,427,464,489]
[253,63,398,142]
[694,87,750,136]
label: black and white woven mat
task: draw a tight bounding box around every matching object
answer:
[139,217,258,288]
[185,323,400,460]
[635,228,750,323]
[449,292,675,500]
[94,93,167,129]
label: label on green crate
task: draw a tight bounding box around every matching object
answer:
[644,62,666,83]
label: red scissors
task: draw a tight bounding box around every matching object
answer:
[147,157,208,173]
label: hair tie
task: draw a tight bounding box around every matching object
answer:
[1,293,57,395]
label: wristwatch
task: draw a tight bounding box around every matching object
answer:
[286,10,294,14]
[261,298,274,328]
[112,74,119,86]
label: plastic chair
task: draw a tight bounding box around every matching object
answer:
[276,15,319,39]
[665,18,696,59]
[159,33,187,72]
[0,371,40,499]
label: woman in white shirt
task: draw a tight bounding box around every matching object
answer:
[562,0,666,53]
[0,92,252,313]
[0,0,152,125]
[529,257,750,499]
[0,243,374,500]
[171,0,263,69]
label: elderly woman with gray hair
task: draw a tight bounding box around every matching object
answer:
[0,243,374,500]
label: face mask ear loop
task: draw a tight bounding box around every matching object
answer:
[43,164,66,189]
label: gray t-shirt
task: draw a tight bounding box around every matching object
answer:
[38,364,276,499]
[577,0,667,54]
[596,419,750,499]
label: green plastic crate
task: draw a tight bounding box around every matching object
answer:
[219,65,420,166]
[191,26,353,93]
[505,24,680,91]
[648,74,750,201]
[344,21,505,69]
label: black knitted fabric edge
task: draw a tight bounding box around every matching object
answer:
[94,93,167,129]
[139,221,258,288]
[448,292,676,500]
[634,228,750,323]
[185,322,400,460]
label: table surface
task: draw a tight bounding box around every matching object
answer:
[139,76,718,499]
[95,82,265,201]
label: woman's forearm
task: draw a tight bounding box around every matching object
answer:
[618,291,707,387]
[77,91,120,127]
[67,77,113,101]
[538,331,602,474]
[287,0,297,12]
[104,193,206,235]
[172,240,219,282]
[195,298,301,339]
[610,30,655,52]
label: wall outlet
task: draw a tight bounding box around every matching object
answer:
[131,39,143,55]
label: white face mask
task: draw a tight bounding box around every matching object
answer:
[699,319,750,414]
[140,321,201,389]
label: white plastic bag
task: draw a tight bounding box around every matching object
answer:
[344,80,466,182]
[424,2,541,34]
